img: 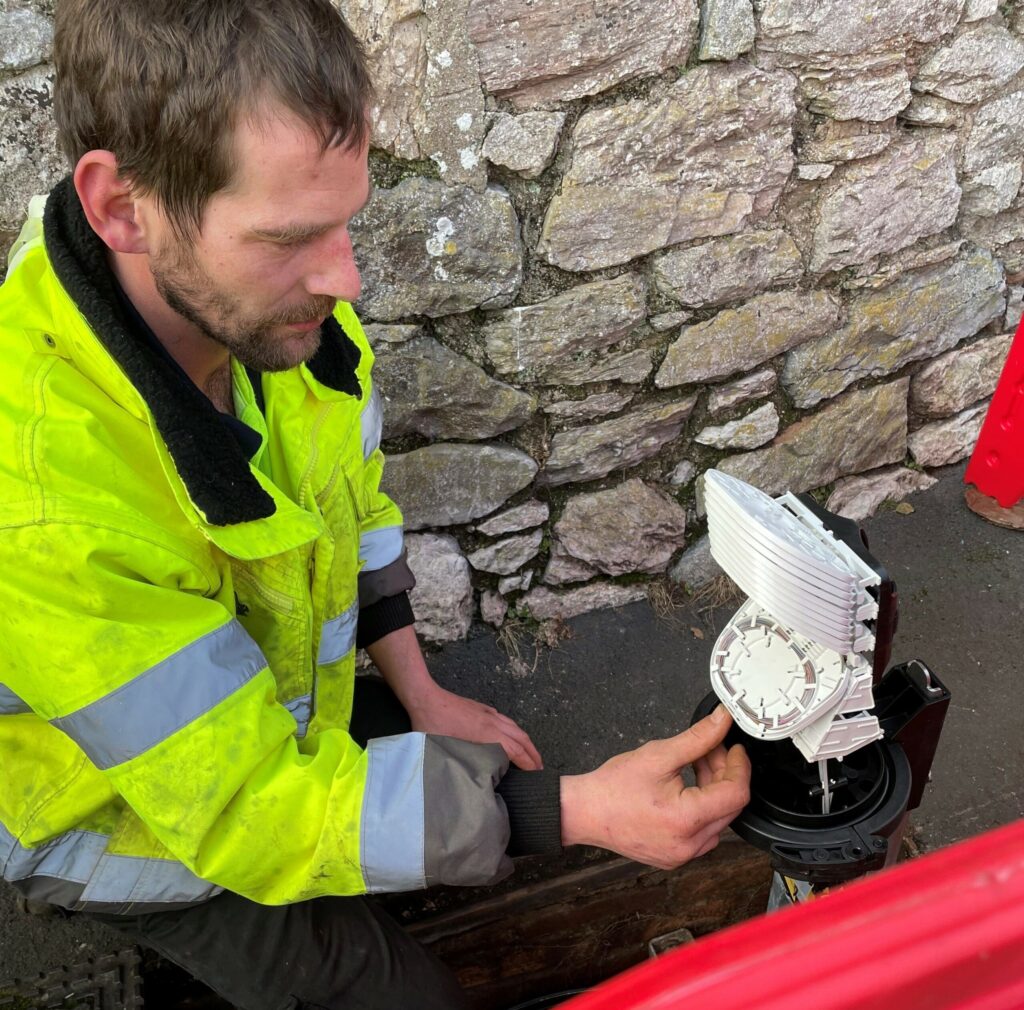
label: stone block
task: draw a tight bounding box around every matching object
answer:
[384,443,537,529]
[467,529,544,575]
[481,111,566,178]
[699,0,755,60]
[695,403,780,450]
[339,0,487,188]
[799,120,895,163]
[374,336,535,440]
[541,396,698,487]
[826,465,939,521]
[538,64,796,271]
[407,533,473,642]
[482,274,647,378]
[962,89,1024,219]
[352,177,522,320]
[908,403,989,466]
[1006,286,1023,331]
[783,249,1006,407]
[466,0,699,108]
[0,7,51,72]
[963,0,999,20]
[900,94,963,128]
[797,55,912,122]
[757,0,964,60]
[540,349,654,387]
[480,590,508,628]
[553,479,687,576]
[913,24,1024,104]
[0,67,63,234]
[717,379,910,497]
[910,334,1013,418]
[476,500,549,536]
[652,230,803,309]
[668,533,724,590]
[656,290,840,387]
[808,132,961,274]
[519,583,648,621]
[543,393,635,423]
[667,460,697,486]
[542,543,598,586]
[708,368,778,415]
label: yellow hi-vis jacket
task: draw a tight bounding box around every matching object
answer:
[0,179,513,914]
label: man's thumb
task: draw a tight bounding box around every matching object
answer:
[649,705,733,769]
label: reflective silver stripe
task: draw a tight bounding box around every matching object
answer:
[361,387,383,461]
[51,621,267,771]
[284,694,312,737]
[0,683,31,716]
[360,734,426,893]
[0,820,220,907]
[359,526,404,572]
[318,599,359,666]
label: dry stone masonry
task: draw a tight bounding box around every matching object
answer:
[3,0,1023,639]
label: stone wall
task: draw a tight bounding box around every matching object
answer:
[2,0,1023,642]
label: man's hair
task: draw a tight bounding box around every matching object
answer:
[54,0,374,237]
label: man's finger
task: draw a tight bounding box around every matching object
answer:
[504,720,543,769]
[713,742,751,793]
[694,747,729,788]
[516,732,544,771]
[693,833,720,859]
[495,715,543,761]
[645,705,733,772]
[696,811,738,842]
[686,748,751,827]
[725,742,751,780]
[503,732,543,771]
[694,746,728,784]
[704,744,729,777]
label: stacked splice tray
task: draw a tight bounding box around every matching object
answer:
[704,470,885,763]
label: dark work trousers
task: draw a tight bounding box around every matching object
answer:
[87,677,471,1010]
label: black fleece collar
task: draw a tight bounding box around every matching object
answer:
[42,177,362,527]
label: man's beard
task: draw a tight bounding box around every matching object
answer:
[151,241,336,373]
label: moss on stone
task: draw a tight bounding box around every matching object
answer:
[368,149,441,189]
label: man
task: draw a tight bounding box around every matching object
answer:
[0,1,751,1006]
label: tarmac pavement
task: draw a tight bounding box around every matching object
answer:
[2,461,1021,983]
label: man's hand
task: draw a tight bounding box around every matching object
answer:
[559,705,750,870]
[365,625,543,770]
[406,683,544,772]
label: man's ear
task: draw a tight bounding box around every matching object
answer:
[73,152,150,254]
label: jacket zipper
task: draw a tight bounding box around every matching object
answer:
[232,566,295,614]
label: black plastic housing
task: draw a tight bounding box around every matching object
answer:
[692,661,950,886]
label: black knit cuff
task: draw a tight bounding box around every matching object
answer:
[356,591,415,649]
[496,768,563,857]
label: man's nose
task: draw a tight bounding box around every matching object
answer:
[306,231,362,303]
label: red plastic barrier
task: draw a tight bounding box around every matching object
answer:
[965,315,1024,507]
[563,819,1024,1010]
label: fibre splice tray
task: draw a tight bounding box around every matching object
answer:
[692,471,950,886]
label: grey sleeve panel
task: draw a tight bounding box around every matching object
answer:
[357,551,417,607]
[422,736,515,888]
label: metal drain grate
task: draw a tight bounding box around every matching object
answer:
[0,948,142,1010]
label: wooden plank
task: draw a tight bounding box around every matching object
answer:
[401,838,771,1009]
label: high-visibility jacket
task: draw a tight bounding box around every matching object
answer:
[0,179,517,914]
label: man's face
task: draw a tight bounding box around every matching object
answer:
[147,107,371,373]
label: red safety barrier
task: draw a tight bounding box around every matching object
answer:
[965,315,1024,507]
[563,819,1024,1010]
